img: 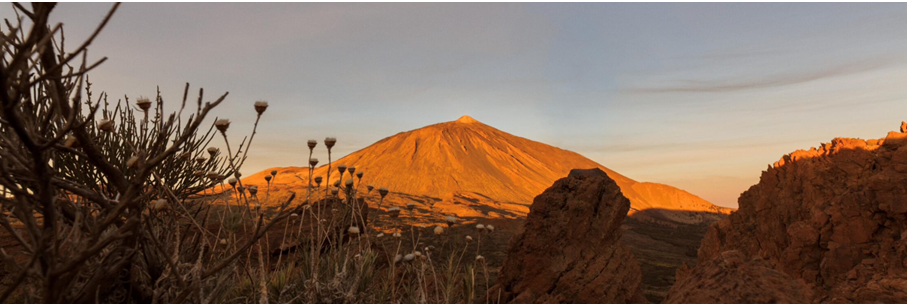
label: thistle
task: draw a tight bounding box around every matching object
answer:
[254,100,268,115]
[331,188,339,196]
[445,215,457,227]
[379,187,389,198]
[314,176,323,186]
[264,175,272,182]
[136,97,152,111]
[195,156,206,164]
[433,226,444,235]
[97,119,115,132]
[388,206,401,219]
[270,170,278,176]
[356,171,363,179]
[324,137,336,149]
[207,147,218,156]
[406,202,415,211]
[465,235,473,242]
[337,164,347,175]
[307,139,317,150]
[309,158,318,167]
[347,166,356,175]
[214,118,231,133]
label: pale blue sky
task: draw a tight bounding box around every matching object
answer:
[10,3,907,207]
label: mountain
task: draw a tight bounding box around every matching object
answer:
[240,115,731,223]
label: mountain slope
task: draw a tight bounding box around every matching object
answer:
[242,115,731,222]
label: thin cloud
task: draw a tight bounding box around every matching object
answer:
[625,55,899,93]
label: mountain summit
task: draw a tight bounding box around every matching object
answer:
[244,116,731,222]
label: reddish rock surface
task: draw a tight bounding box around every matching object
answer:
[664,250,812,303]
[490,168,647,303]
[685,124,907,302]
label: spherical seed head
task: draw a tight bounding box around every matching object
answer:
[228,177,237,187]
[337,164,347,174]
[214,119,231,133]
[309,158,319,167]
[307,139,317,150]
[127,156,140,168]
[265,175,272,182]
[254,100,268,115]
[63,135,78,148]
[367,185,374,192]
[153,199,167,211]
[356,171,363,179]
[347,226,360,234]
[486,225,495,232]
[97,119,115,132]
[476,224,485,230]
[331,188,339,196]
[207,147,218,156]
[314,176,323,184]
[136,97,152,111]
[347,166,356,175]
[404,253,415,262]
[324,137,336,149]
[466,235,473,242]
[270,170,278,176]
[433,226,444,235]
[379,187,389,198]
[344,178,354,188]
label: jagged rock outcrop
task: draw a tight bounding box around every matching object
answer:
[489,168,647,303]
[679,123,907,303]
[664,250,812,303]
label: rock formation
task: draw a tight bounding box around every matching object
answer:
[664,250,812,303]
[489,168,647,303]
[675,123,907,303]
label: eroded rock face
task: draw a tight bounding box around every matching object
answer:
[664,250,812,303]
[491,168,647,303]
[687,125,907,302]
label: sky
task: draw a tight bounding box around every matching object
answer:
[6,3,907,208]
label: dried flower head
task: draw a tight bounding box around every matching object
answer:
[388,206,401,219]
[136,97,152,111]
[367,185,374,193]
[394,254,403,263]
[127,155,140,168]
[63,135,79,148]
[445,215,457,226]
[465,235,473,242]
[237,186,245,193]
[376,233,385,238]
[379,187,389,198]
[265,175,272,182]
[206,171,219,180]
[309,158,319,167]
[332,180,341,188]
[97,119,115,132]
[249,185,258,196]
[307,139,317,150]
[219,239,228,246]
[406,202,416,210]
[214,119,231,133]
[228,177,238,187]
[254,100,268,115]
[476,255,485,262]
[270,170,278,176]
[314,176,323,185]
[486,225,495,232]
[324,137,337,149]
[433,226,444,235]
[356,171,364,179]
[153,199,167,211]
[345,178,354,188]
[290,213,299,218]
[331,188,339,196]
[196,156,207,164]
[404,253,415,262]
[476,224,485,230]
[337,164,347,174]
[348,226,360,234]
[193,170,205,177]
[393,232,402,238]
[179,152,191,160]
[347,166,356,175]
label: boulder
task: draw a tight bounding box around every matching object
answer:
[490,168,647,303]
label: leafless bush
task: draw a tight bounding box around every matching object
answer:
[0,3,301,302]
